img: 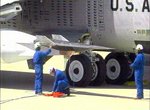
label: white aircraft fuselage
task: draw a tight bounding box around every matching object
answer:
[0,0,149,54]
[99,0,150,53]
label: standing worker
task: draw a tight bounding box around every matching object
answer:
[49,67,70,97]
[130,44,145,99]
[33,41,52,95]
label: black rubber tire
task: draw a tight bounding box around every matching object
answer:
[90,54,106,86]
[127,53,136,81]
[105,53,130,85]
[65,54,93,87]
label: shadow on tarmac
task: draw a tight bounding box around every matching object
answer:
[71,90,150,100]
[0,70,54,91]
[1,70,150,101]
[0,70,136,90]
[1,70,149,90]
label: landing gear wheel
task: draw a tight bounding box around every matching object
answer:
[127,53,136,81]
[65,54,92,87]
[90,54,106,86]
[105,53,130,85]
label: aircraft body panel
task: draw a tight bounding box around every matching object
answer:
[0,0,20,6]
[92,0,150,53]
[0,0,150,54]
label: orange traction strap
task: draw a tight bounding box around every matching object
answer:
[43,92,65,97]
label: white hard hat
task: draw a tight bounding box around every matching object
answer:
[34,42,41,49]
[136,44,143,50]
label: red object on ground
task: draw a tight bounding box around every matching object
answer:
[43,92,64,97]
[53,92,65,97]
[43,93,53,96]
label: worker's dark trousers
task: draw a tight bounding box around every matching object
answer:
[134,70,144,98]
[56,80,69,93]
[34,64,43,94]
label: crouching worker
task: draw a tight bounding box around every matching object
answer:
[44,67,70,97]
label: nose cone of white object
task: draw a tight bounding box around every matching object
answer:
[0,30,36,63]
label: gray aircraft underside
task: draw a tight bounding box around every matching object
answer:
[0,0,150,54]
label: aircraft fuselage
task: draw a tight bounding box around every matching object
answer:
[0,0,150,53]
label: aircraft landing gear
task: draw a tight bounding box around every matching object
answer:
[127,53,136,81]
[65,52,106,87]
[105,53,130,85]
[89,54,106,86]
[65,54,93,87]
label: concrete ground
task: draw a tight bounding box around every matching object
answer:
[0,71,150,110]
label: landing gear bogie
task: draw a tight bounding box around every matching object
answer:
[105,53,130,85]
[65,54,93,87]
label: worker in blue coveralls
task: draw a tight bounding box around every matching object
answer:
[33,41,51,95]
[130,44,145,99]
[49,67,70,96]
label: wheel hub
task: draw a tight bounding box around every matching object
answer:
[110,66,116,72]
[69,60,84,82]
[74,68,79,74]
[106,59,121,80]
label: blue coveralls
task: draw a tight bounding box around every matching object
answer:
[52,69,69,93]
[130,53,144,98]
[33,49,51,94]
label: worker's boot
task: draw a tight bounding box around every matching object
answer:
[35,92,43,95]
[64,87,70,96]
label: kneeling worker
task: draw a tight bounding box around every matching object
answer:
[49,67,70,97]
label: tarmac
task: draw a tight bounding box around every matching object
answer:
[0,70,150,110]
